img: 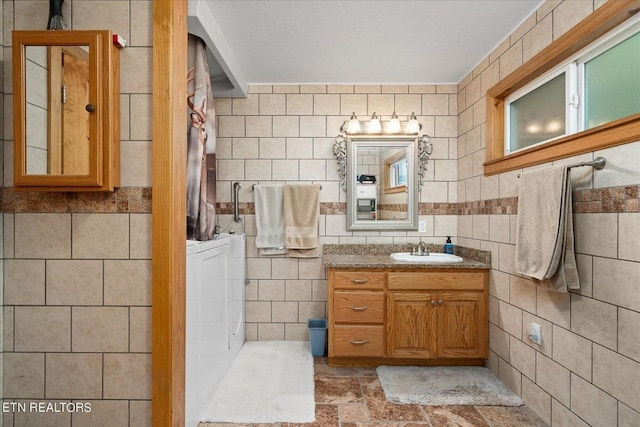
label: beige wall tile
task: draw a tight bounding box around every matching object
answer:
[72,307,129,352]
[120,47,152,94]
[73,0,130,37]
[552,325,592,380]
[46,260,103,305]
[103,354,151,399]
[130,400,152,426]
[271,258,299,280]
[496,300,522,338]
[536,352,570,406]
[233,94,259,115]
[232,137,259,159]
[130,213,152,259]
[619,307,640,362]
[593,257,640,312]
[258,280,285,301]
[4,353,44,398]
[14,213,71,259]
[298,301,326,322]
[571,294,617,350]
[104,260,152,306]
[272,301,298,323]
[301,85,327,94]
[72,214,129,259]
[619,403,640,427]
[509,336,536,380]
[594,142,640,188]
[489,323,510,361]
[571,373,618,427]
[46,353,102,399]
[246,115,273,137]
[272,159,299,180]
[521,376,551,425]
[285,280,312,301]
[130,0,153,46]
[499,40,523,80]
[13,405,70,427]
[574,213,618,258]
[218,115,246,137]
[15,307,70,352]
[489,270,510,301]
[553,0,593,39]
[313,94,340,115]
[619,213,640,262]
[273,85,299,94]
[536,287,570,328]
[340,94,367,116]
[4,260,44,305]
[522,14,552,62]
[286,94,313,115]
[259,138,286,159]
[245,159,272,180]
[285,323,308,341]
[120,141,152,187]
[130,307,152,353]
[551,399,590,427]
[259,94,286,115]
[300,116,326,137]
[509,275,536,313]
[273,116,299,137]
[72,400,129,427]
[258,323,285,340]
[129,94,152,141]
[367,94,394,116]
[593,344,640,412]
[497,358,521,395]
[246,301,272,323]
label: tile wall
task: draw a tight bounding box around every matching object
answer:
[2,1,153,425]
[1,0,4,421]
[213,83,460,341]
[456,1,640,426]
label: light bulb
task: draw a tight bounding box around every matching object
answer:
[406,112,420,134]
[369,112,382,133]
[388,111,401,133]
[346,112,361,134]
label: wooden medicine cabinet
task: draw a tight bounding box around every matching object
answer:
[13,30,121,191]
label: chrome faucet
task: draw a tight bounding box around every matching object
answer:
[413,241,428,256]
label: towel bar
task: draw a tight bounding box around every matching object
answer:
[517,157,606,178]
[252,183,322,190]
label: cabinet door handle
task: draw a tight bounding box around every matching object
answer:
[438,299,444,305]
[431,300,436,306]
[349,340,369,345]
[350,306,368,311]
[350,279,369,283]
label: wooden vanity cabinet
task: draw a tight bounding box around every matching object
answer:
[328,268,488,366]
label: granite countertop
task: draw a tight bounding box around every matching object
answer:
[322,243,491,270]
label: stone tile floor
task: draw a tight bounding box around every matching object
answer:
[202,358,549,427]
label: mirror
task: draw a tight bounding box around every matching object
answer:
[334,133,433,231]
[13,30,121,191]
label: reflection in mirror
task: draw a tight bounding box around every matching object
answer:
[25,45,91,175]
[334,121,433,230]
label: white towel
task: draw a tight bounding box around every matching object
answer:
[515,165,579,292]
[283,184,320,258]
[254,185,288,256]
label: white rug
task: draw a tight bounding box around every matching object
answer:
[201,341,315,423]
[377,366,524,406]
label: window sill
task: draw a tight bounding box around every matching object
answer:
[484,113,640,176]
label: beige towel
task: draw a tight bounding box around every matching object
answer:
[283,183,320,258]
[515,165,579,292]
[254,185,288,256]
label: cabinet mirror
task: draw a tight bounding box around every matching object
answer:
[334,133,432,231]
[13,30,120,191]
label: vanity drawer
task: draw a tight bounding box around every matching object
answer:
[333,291,384,323]
[332,325,384,357]
[387,271,486,291]
[332,271,385,290]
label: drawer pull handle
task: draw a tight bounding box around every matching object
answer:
[438,299,444,305]
[349,340,369,345]
[350,279,369,283]
[431,300,436,306]
[350,306,368,311]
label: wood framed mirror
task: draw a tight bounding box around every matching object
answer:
[12,30,121,191]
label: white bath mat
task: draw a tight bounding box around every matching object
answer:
[377,366,524,406]
[201,341,315,424]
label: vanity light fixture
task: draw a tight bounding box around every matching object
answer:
[406,112,421,134]
[388,111,401,133]
[346,112,361,134]
[368,112,382,133]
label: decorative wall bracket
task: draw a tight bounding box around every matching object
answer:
[333,132,433,192]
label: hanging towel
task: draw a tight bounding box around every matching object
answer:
[283,184,321,258]
[515,165,579,292]
[254,185,288,256]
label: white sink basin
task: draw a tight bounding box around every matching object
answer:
[390,252,464,264]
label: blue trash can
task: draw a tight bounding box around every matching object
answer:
[307,318,327,356]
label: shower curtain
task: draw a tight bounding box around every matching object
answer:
[186,35,217,241]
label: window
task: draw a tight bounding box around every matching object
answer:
[503,16,639,156]
[484,1,640,176]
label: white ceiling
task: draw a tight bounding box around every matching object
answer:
[189,0,543,96]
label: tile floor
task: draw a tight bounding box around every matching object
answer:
[203,358,549,427]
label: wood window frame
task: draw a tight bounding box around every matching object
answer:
[484,0,640,176]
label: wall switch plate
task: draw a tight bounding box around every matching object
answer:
[529,322,542,345]
[418,220,427,233]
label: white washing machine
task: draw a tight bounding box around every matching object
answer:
[185,233,246,427]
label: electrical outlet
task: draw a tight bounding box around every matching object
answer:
[529,322,542,345]
[418,220,427,233]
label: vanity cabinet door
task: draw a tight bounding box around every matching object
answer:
[437,292,487,358]
[386,292,437,358]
